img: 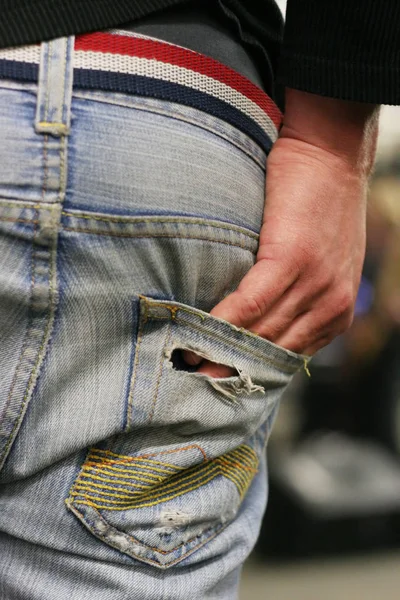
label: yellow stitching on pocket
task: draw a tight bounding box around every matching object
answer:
[68,444,259,512]
[79,472,163,488]
[92,460,176,476]
[85,463,170,481]
[74,481,151,494]
[88,456,184,473]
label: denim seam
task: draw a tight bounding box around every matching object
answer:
[0,217,39,225]
[41,134,49,201]
[0,212,59,468]
[125,305,146,429]
[67,502,226,567]
[0,201,48,209]
[147,323,172,424]
[61,211,259,239]
[58,135,67,202]
[0,210,38,430]
[143,300,301,372]
[66,449,220,555]
[62,228,256,252]
[169,316,300,373]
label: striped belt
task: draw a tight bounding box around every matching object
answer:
[0,30,281,153]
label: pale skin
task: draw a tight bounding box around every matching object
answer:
[185,88,381,377]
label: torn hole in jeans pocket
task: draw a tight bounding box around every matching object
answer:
[167,346,265,402]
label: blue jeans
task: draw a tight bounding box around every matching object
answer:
[0,32,303,599]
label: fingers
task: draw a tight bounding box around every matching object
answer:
[183,259,298,373]
[209,258,298,328]
[196,360,236,378]
[275,301,354,355]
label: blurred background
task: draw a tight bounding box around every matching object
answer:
[240,2,400,598]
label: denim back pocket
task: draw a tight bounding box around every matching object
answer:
[66,295,304,568]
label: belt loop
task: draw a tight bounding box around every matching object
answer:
[35,36,74,137]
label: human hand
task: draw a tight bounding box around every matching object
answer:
[185,90,379,377]
[186,90,380,378]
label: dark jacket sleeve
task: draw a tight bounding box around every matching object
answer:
[278,0,400,105]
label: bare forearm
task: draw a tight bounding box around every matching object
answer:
[281,89,380,176]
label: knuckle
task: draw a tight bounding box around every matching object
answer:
[331,286,355,319]
[236,291,265,322]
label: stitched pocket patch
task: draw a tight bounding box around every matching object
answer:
[68,445,258,511]
[66,444,259,568]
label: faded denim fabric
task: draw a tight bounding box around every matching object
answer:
[0,35,303,600]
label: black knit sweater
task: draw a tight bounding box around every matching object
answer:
[1,0,399,105]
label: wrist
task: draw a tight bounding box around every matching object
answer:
[280,88,380,175]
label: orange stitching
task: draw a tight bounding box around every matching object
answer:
[88,453,178,468]
[219,463,249,487]
[73,480,149,495]
[80,471,162,487]
[84,462,176,479]
[225,455,258,470]
[96,444,208,462]
[74,473,153,496]
[217,457,258,475]
[60,211,258,239]
[75,480,148,496]
[85,467,169,479]
[71,488,142,500]
[62,227,256,252]
[88,456,180,473]
[233,445,257,459]
[85,458,178,475]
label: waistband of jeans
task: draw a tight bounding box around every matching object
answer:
[0,30,281,153]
